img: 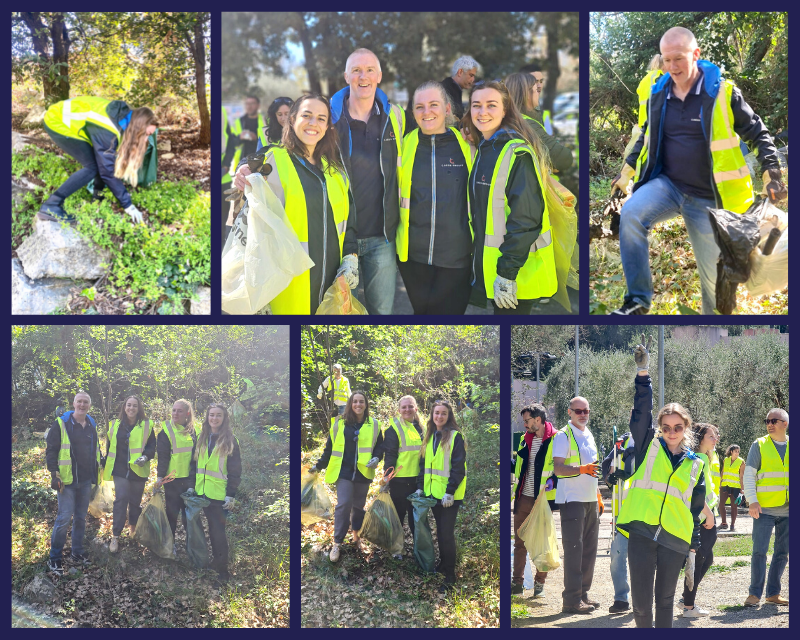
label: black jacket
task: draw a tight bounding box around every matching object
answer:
[315,419,384,484]
[405,76,466,135]
[381,418,424,474]
[417,431,466,497]
[82,100,133,208]
[511,434,559,513]
[469,129,546,287]
[626,60,780,208]
[524,113,574,174]
[45,411,100,486]
[110,418,157,479]
[330,87,405,244]
[617,374,706,553]
[156,426,198,478]
[406,129,472,269]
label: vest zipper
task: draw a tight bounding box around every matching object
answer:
[470,144,483,286]
[428,134,437,265]
[299,159,330,307]
[655,455,680,539]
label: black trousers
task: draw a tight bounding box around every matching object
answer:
[388,477,418,535]
[164,476,193,537]
[397,259,472,315]
[628,532,686,628]
[203,503,229,576]
[111,475,147,536]
[682,524,717,607]
[431,500,462,580]
[43,122,105,204]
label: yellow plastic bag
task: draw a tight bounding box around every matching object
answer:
[517,492,561,572]
[87,478,114,518]
[359,491,404,555]
[300,470,333,525]
[221,173,315,314]
[546,176,578,311]
[315,276,368,315]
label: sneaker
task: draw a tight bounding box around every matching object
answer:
[682,606,710,617]
[329,543,341,563]
[765,595,789,605]
[47,558,63,576]
[719,523,728,530]
[511,583,524,595]
[744,595,760,607]
[610,300,649,315]
[534,581,545,597]
[37,204,76,224]
[562,602,594,615]
[110,537,119,553]
[609,600,630,613]
[69,552,91,566]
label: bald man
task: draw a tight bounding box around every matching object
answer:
[610,27,785,316]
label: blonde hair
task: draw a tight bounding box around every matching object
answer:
[412,81,458,128]
[173,398,195,435]
[656,402,696,451]
[114,107,157,187]
[649,54,664,71]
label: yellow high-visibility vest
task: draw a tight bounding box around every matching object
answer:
[755,435,789,507]
[162,421,198,478]
[196,435,239,500]
[103,419,152,481]
[230,113,267,175]
[56,416,101,485]
[721,456,744,488]
[325,416,380,483]
[423,430,466,500]
[43,97,122,145]
[387,417,422,478]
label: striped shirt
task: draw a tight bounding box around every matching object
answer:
[521,436,543,497]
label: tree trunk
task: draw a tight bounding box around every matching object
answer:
[20,12,71,106]
[295,13,321,94]
[193,13,210,145]
[542,13,561,116]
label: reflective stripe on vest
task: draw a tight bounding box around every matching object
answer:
[634,70,663,179]
[164,420,196,478]
[481,140,556,300]
[390,417,422,477]
[709,449,721,496]
[710,80,754,213]
[721,456,743,488]
[56,417,101,485]
[230,113,268,175]
[332,376,350,404]
[423,430,466,500]
[755,435,789,507]
[196,436,238,500]
[43,97,122,145]
[389,104,405,168]
[103,419,151,481]
[267,147,350,314]
[325,416,380,483]
[543,425,580,480]
[397,126,474,262]
[542,110,552,135]
[696,452,719,523]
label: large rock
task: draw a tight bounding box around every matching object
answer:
[12,179,37,209]
[17,218,110,281]
[12,131,32,153]
[12,258,88,315]
[156,139,171,152]
[22,105,46,126]
[191,286,211,315]
[22,574,56,603]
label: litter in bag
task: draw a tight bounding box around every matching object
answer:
[746,227,788,296]
[300,470,333,525]
[133,490,174,559]
[546,176,579,311]
[315,275,368,315]
[221,172,315,314]
[517,492,561,572]
[408,492,438,573]
[87,478,114,518]
[181,489,210,569]
[359,491,404,555]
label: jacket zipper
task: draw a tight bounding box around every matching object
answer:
[654,450,681,540]
[428,134,437,264]
[470,143,483,286]
[298,159,330,306]
[699,104,723,207]
[380,115,390,243]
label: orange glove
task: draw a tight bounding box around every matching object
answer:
[597,490,605,516]
[579,462,601,478]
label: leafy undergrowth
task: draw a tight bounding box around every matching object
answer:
[300,414,499,628]
[12,425,289,628]
[12,146,210,315]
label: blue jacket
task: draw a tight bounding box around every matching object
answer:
[45,410,100,486]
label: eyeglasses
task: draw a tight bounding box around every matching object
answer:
[661,425,685,434]
[571,408,590,416]
[764,418,785,425]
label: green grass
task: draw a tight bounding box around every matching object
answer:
[511,603,529,619]
[714,535,773,557]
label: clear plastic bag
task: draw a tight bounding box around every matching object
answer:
[133,490,174,559]
[315,275,368,315]
[181,489,210,569]
[87,478,114,518]
[517,492,561,572]
[746,227,788,296]
[408,492,438,573]
[546,176,579,310]
[359,491,404,555]
[221,173,315,314]
[300,470,333,526]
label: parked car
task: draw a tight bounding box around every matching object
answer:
[552,109,578,137]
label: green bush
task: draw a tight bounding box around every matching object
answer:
[11,478,56,514]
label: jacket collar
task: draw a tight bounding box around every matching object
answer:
[655,59,722,99]
[60,410,96,428]
[330,86,391,124]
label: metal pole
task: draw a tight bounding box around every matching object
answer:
[575,325,580,397]
[536,352,541,403]
[658,326,665,410]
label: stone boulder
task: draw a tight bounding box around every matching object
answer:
[12,179,37,209]
[191,286,211,315]
[22,105,46,127]
[22,574,56,604]
[17,218,110,281]
[156,139,171,152]
[12,131,32,153]
[12,258,89,315]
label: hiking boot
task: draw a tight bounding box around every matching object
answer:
[213,572,230,590]
[562,602,594,614]
[765,595,789,605]
[329,543,341,563]
[582,596,600,608]
[47,558,63,576]
[439,575,457,594]
[610,300,649,315]
[110,537,119,553]
[511,582,524,595]
[609,600,630,613]
[719,523,728,530]
[744,595,760,607]
[69,552,91,566]
[682,606,710,617]
[534,581,545,597]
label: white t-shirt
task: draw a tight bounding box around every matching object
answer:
[552,422,598,504]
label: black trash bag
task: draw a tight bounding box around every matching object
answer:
[707,203,762,314]
[359,491,404,555]
[408,492,438,573]
[181,489,211,569]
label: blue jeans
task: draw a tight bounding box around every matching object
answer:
[749,512,790,598]
[355,236,397,315]
[619,175,719,314]
[610,530,630,603]
[49,480,93,560]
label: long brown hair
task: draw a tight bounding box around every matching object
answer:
[692,422,718,453]
[420,400,461,457]
[114,107,158,187]
[116,395,146,426]
[724,444,740,458]
[504,72,538,116]
[195,403,235,460]
[281,94,345,177]
[173,398,195,436]
[462,79,551,176]
[342,390,370,425]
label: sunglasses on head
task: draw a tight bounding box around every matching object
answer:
[764,418,784,425]
[571,408,590,416]
[661,425,685,434]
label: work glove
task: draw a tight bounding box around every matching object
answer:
[493,275,518,309]
[544,477,554,492]
[124,204,144,224]
[134,455,148,466]
[365,457,380,469]
[156,476,164,489]
[336,254,359,289]
[579,462,601,478]
[441,493,454,508]
[606,470,619,487]
[735,493,743,506]
[317,385,323,400]
[634,333,652,373]
[685,550,696,591]
[308,465,319,474]
[51,472,63,492]
[762,168,787,203]
[414,489,424,497]
[610,163,636,197]
[597,490,605,516]
[222,496,235,510]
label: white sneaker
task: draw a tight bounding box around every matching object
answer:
[329,543,341,562]
[682,606,709,618]
[109,537,119,553]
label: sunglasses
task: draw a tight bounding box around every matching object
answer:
[764,418,785,425]
[661,425,685,434]
[352,428,360,442]
[571,408,590,416]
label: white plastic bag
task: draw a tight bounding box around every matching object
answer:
[221,173,315,314]
[746,227,788,296]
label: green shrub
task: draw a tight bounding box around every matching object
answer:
[11,478,56,514]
